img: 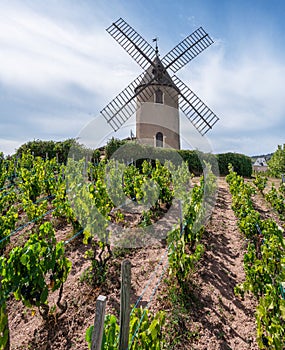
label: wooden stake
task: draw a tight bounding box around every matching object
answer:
[91,295,107,350]
[178,199,183,234]
[119,260,131,350]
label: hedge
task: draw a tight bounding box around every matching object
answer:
[11,139,252,177]
[217,152,252,177]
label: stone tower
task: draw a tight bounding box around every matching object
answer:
[135,57,180,149]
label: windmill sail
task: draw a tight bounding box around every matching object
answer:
[106,18,156,70]
[100,71,159,131]
[104,18,220,139]
[172,75,219,135]
[162,27,213,74]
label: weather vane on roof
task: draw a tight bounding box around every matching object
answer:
[152,37,159,56]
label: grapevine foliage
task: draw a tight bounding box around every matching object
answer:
[227,165,285,348]
[0,151,217,349]
[86,307,166,350]
[0,222,71,319]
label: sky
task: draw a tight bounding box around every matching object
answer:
[0,0,285,156]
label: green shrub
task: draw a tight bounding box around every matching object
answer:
[218,152,252,177]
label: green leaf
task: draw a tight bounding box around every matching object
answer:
[20,254,29,266]
[85,325,94,349]
[279,301,285,320]
[40,287,49,304]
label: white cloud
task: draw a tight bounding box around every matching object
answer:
[0,138,23,156]
[178,37,285,154]
[0,2,141,154]
[0,4,138,101]
[0,2,284,157]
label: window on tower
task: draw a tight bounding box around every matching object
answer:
[155,89,163,104]
[156,132,163,147]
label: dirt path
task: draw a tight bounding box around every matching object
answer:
[188,177,259,349]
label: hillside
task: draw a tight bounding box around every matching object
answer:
[5,176,284,349]
[1,154,285,349]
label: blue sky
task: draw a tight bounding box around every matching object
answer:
[0,0,284,156]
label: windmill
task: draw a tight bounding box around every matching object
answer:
[100,18,219,149]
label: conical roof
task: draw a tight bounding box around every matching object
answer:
[136,56,177,88]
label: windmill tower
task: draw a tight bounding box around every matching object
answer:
[135,52,180,149]
[101,18,219,150]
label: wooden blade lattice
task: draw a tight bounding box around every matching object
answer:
[104,18,219,135]
[172,75,219,135]
[106,18,156,70]
[100,72,158,131]
[162,27,213,74]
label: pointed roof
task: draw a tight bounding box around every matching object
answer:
[253,157,268,167]
[136,56,177,88]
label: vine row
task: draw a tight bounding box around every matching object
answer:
[226,166,285,349]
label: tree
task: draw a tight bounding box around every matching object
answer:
[15,139,96,164]
[105,137,126,159]
[268,144,285,177]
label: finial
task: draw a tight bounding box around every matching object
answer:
[152,37,159,56]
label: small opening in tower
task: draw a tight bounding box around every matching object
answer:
[155,89,163,104]
[156,132,163,147]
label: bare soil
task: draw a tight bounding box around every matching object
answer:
[182,177,259,350]
[7,177,282,349]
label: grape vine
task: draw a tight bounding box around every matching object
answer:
[227,165,285,349]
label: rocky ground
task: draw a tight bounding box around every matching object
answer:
[7,177,284,349]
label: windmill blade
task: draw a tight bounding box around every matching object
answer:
[100,71,158,131]
[106,18,156,70]
[172,75,219,135]
[161,27,213,74]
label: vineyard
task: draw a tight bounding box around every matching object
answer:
[0,151,284,349]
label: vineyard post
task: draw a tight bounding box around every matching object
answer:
[13,160,17,178]
[178,199,183,234]
[282,174,285,184]
[91,295,107,350]
[119,260,131,350]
